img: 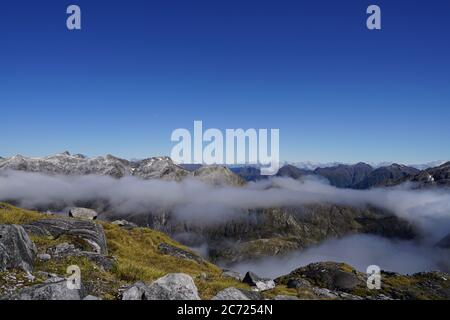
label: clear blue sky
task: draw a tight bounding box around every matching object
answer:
[1,0,449,164]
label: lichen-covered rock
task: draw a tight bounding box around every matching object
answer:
[121,282,149,300]
[144,273,200,300]
[277,262,450,300]
[46,243,114,271]
[69,207,98,220]
[0,224,37,273]
[276,262,363,292]
[4,280,83,300]
[212,288,250,300]
[24,218,107,254]
[121,274,200,300]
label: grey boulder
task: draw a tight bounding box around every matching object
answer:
[69,207,98,220]
[0,224,37,273]
[5,280,82,300]
[145,273,200,300]
[122,273,200,300]
[121,282,149,300]
[212,288,250,300]
[242,272,275,292]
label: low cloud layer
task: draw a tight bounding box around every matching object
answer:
[228,234,450,277]
[1,170,450,240]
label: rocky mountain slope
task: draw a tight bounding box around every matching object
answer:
[1,152,445,189]
[354,164,420,189]
[232,162,424,189]
[407,161,450,188]
[1,204,448,300]
[314,163,373,188]
[142,204,417,263]
[0,152,189,181]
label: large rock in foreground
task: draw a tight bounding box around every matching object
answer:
[24,218,108,254]
[212,288,250,300]
[4,280,82,300]
[122,273,200,300]
[0,224,37,273]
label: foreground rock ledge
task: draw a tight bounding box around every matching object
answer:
[0,224,37,273]
[122,273,200,300]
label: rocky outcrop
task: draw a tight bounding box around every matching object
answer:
[242,272,275,291]
[221,270,243,281]
[276,262,363,291]
[24,218,108,255]
[405,161,450,188]
[122,273,200,300]
[212,287,250,300]
[276,262,450,300]
[69,207,98,220]
[111,219,137,229]
[0,224,37,273]
[4,280,83,300]
[46,243,114,272]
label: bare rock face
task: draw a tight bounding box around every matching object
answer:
[0,224,37,273]
[193,166,246,186]
[132,157,190,181]
[122,274,200,300]
[23,218,108,255]
[0,153,189,181]
[69,207,98,220]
